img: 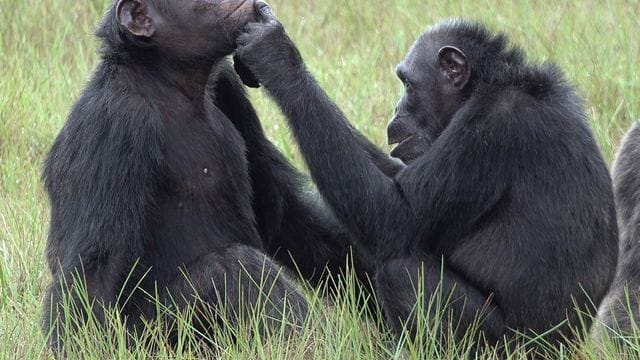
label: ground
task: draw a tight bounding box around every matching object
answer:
[0,0,639,358]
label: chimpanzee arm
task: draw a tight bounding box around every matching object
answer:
[234,15,513,259]
[351,126,404,177]
[42,92,162,348]
[208,62,375,285]
[235,22,416,252]
[221,59,403,177]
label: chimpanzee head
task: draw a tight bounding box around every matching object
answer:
[386,20,521,164]
[101,0,257,60]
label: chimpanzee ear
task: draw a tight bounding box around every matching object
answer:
[116,0,156,38]
[438,46,470,89]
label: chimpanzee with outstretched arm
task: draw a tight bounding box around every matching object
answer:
[234,1,618,348]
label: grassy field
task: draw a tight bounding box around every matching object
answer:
[1,0,639,358]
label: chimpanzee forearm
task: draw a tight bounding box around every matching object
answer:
[349,126,404,177]
[234,23,405,232]
[256,66,415,253]
[234,12,416,251]
[209,63,376,284]
[215,60,402,177]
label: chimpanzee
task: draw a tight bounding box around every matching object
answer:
[595,121,640,338]
[41,0,379,352]
[234,3,619,348]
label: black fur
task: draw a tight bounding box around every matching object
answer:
[236,15,618,348]
[596,121,640,338]
[42,0,372,352]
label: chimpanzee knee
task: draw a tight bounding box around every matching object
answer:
[375,258,423,336]
[165,244,308,335]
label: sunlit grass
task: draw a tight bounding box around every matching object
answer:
[1,0,639,358]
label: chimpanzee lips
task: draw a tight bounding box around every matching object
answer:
[389,135,413,158]
[388,133,412,146]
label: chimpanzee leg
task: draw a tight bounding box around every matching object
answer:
[376,256,505,345]
[163,244,308,337]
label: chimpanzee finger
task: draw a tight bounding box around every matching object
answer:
[254,0,277,23]
[236,30,250,47]
[236,23,261,47]
[238,22,265,42]
[233,55,261,88]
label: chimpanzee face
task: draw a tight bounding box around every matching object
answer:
[116,0,257,59]
[386,35,471,165]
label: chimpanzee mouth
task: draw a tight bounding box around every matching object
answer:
[389,135,413,157]
[388,134,412,147]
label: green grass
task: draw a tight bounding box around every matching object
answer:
[1,0,639,358]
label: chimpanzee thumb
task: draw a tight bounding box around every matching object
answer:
[255,1,277,23]
[233,55,260,88]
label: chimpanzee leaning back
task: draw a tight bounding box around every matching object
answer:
[234,3,619,348]
[42,0,380,351]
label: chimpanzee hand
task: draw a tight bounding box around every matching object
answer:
[233,56,261,88]
[234,1,304,89]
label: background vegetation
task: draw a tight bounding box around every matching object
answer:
[1,0,638,358]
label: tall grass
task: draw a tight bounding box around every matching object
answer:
[0,0,638,358]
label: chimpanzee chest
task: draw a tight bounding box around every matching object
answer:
[149,102,260,276]
[162,107,249,197]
